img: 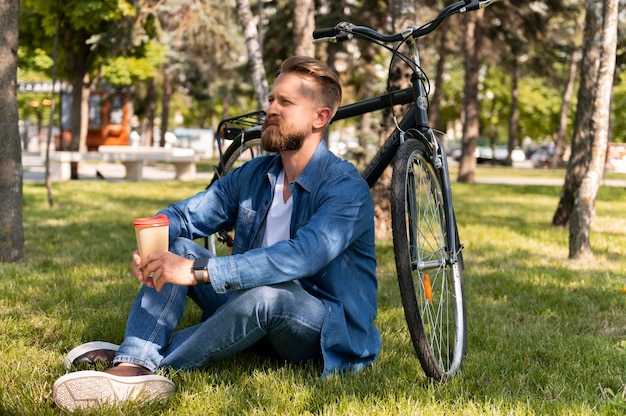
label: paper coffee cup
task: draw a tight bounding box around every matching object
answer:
[133,214,170,259]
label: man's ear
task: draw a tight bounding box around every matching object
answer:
[313,107,332,129]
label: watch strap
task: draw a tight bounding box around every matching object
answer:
[193,268,207,285]
[192,257,209,285]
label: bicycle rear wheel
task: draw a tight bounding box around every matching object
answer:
[211,128,266,185]
[205,128,268,253]
[390,138,466,381]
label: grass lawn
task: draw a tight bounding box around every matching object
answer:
[1,169,625,415]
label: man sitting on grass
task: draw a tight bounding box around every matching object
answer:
[52,56,381,411]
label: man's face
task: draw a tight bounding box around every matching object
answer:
[261,73,320,152]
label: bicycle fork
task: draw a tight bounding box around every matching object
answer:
[404,35,462,268]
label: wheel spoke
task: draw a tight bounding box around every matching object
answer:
[392,139,466,380]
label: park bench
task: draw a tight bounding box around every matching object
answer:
[48,146,199,182]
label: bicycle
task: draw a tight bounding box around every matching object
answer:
[207,0,500,381]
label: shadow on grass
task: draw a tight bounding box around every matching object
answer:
[461,241,625,406]
[2,181,624,414]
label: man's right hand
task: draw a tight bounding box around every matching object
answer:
[131,250,155,288]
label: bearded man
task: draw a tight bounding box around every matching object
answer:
[52,56,380,411]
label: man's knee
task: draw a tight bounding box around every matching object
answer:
[232,283,298,305]
[170,237,212,259]
[230,283,324,326]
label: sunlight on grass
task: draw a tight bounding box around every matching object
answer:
[1,174,625,415]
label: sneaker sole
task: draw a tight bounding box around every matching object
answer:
[63,341,120,370]
[52,370,176,411]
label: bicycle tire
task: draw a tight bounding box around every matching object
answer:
[390,138,466,381]
[210,127,266,185]
[205,128,267,253]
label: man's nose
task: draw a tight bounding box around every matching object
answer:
[266,101,278,115]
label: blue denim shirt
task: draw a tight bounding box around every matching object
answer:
[160,140,381,376]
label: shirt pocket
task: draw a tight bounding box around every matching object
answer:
[233,204,257,252]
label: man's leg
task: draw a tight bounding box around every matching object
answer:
[113,237,224,372]
[160,281,325,369]
[52,237,207,411]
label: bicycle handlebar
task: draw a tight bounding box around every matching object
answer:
[313,0,500,44]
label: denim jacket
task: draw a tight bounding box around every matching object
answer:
[161,140,381,376]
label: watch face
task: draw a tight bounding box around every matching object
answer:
[194,257,209,269]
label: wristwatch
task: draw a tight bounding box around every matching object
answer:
[192,257,209,285]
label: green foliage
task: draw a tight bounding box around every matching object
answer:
[518,76,563,141]
[20,0,136,36]
[479,65,511,142]
[19,0,155,82]
[1,171,625,415]
[16,49,59,127]
[436,58,465,133]
[17,48,53,72]
[101,42,166,86]
[438,61,564,144]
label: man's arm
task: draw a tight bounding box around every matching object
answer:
[209,173,374,293]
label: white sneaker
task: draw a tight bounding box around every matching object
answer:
[52,370,176,411]
[63,341,120,370]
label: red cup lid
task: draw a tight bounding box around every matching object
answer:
[133,214,170,227]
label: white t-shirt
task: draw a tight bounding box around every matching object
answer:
[261,170,293,248]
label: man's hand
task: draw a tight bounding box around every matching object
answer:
[131,250,196,291]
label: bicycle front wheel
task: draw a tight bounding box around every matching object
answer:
[390,138,466,381]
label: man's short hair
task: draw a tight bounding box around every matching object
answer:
[278,56,342,118]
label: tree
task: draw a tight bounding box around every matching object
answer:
[457,9,484,183]
[487,1,576,166]
[551,10,585,168]
[143,0,247,143]
[428,21,450,132]
[552,0,618,260]
[552,48,581,168]
[0,0,24,262]
[20,0,151,177]
[236,0,269,109]
[292,0,315,57]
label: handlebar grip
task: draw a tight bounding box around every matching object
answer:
[313,27,338,39]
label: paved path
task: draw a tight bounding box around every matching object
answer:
[22,151,626,187]
[22,151,213,183]
[474,176,626,188]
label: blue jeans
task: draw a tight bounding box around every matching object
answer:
[113,238,325,373]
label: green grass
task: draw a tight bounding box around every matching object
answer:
[1,170,625,415]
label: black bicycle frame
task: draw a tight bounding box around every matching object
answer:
[330,84,459,266]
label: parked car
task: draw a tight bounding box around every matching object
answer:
[529,146,553,168]
[172,127,215,158]
[447,143,502,164]
[493,145,527,164]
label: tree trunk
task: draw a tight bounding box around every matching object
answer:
[458,9,484,183]
[144,78,157,146]
[292,0,315,57]
[0,0,24,262]
[429,25,448,132]
[567,0,617,260]
[552,50,580,169]
[45,13,61,208]
[506,54,520,167]
[236,0,269,109]
[553,0,611,229]
[160,69,173,147]
[357,42,377,169]
[66,30,92,179]
[371,0,414,239]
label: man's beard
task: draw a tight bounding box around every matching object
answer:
[261,118,307,152]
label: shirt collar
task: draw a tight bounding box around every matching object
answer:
[293,140,331,193]
[265,140,331,193]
